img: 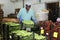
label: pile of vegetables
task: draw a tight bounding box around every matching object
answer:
[11,30,33,40]
[22,20,34,28]
[4,22,46,40]
[5,22,20,26]
[22,20,34,24]
[11,30,46,40]
[35,33,46,40]
[11,30,32,36]
[5,22,20,32]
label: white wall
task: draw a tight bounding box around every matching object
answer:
[41,0,59,3]
[14,0,59,12]
[0,0,59,17]
[59,0,60,6]
[0,0,15,17]
[14,0,46,12]
[14,0,23,8]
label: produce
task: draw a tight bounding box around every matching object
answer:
[11,30,32,36]
[22,20,34,24]
[11,30,46,40]
[22,20,34,28]
[5,22,20,32]
[11,30,33,40]
[35,33,46,40]
[5,22,20,26]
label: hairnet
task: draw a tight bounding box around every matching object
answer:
[25,2,31,6]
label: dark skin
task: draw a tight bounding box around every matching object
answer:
[26,4,31,12]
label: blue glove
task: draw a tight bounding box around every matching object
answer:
[34,19,36,24]
[19,17,23,24]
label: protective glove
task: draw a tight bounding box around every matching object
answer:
[33,19,37,25]
[19,17,23,24]
[31,18,37,25]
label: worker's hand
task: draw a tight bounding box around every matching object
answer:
[19,17,23,24]
[34,20,37,25]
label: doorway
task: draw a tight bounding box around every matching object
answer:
[46,2,59,22]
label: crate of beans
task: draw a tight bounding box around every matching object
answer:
[22,20,34,28]
[11,30,46,40]
[11,30,33,40]
[5,22,20,32]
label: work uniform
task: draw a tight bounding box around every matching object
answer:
[17,8,36,23]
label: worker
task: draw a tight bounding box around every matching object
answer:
[17,2,36,24]
[17,2,36,30]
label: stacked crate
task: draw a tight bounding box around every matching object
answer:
[22,20,34,31]
[51,24,58,40]
[0,22,3,40]
[11,30,33,40]
[4,22,20,32]
[58,27,60,40]
[10,20,46,40]
[11,30,46,40]
[2,22,20,40]
[39,20,57,40]
[44,21,51,40]
[22,20,34,28]
[39,21,45,35]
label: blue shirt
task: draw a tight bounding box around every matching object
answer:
[17,8,36,21]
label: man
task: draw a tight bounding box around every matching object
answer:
[17,2,36,30]
[17,2,36,24]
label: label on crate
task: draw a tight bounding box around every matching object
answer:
[53,32,58,38]
[40,29,44,34]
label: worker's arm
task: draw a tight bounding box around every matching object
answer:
[17,8,23,23]
[31,12,36,24]
[17,8,22,19]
